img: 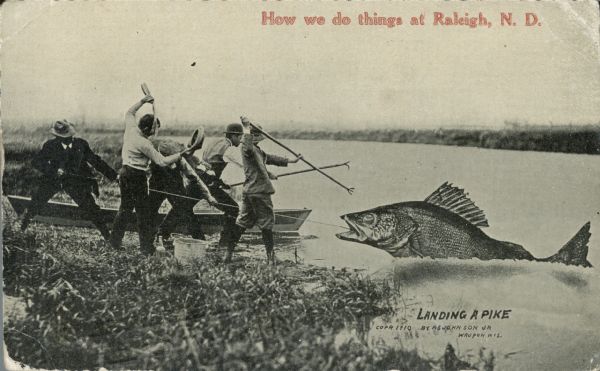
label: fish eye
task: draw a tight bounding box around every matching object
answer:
[361,213,376,224]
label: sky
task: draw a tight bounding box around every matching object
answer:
[1,1,599,130]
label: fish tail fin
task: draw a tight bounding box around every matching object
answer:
[542,222,592,267]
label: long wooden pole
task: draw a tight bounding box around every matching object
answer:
[228,161,350,187]
[241,117,355,194]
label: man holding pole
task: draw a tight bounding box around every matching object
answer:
[225,117,302,264]
[200,123,244,249]
[148,134,218,242]
[110,93,192,256]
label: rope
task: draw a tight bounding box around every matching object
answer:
[148,188,349,230]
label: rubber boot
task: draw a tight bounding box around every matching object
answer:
[218,217,236,249]
[217,223,228,248]
[261,229,275,265]
[98,224,112,242]
[225,225,245,263]
[20,210,32,232]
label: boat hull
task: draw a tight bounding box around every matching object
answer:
[7,195,311,234]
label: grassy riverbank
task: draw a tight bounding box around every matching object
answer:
[3,223,448,370]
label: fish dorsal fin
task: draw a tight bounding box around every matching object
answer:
[424,182,489,227]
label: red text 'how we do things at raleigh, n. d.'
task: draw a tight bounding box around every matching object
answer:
[261,11,542,29]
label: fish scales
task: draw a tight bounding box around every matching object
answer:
[337,183,592,267]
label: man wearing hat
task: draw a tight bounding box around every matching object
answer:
[225,117,302,264]
[200,123,245,249]
[110,94,192,255]
[20,120,118,240]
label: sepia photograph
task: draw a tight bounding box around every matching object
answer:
[2,1,600,370]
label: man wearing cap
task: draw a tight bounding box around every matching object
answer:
[200,123,245,249]
[225,117,302,264]
[20,120,118,240]
[110,94,192,255]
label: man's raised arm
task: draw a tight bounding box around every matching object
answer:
[125,95,154,129]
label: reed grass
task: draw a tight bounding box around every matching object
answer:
[3,225,457,370]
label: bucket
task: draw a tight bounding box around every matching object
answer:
[173,236,208,265]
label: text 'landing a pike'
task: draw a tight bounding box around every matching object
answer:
[336,182,592,267]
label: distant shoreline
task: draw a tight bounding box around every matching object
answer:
[176,125,599,155]
[4,124,599,155]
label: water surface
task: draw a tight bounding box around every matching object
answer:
[200,137,600,370]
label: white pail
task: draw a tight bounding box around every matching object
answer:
[173,237,208,265]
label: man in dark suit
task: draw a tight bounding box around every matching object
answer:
[20,120,118,240]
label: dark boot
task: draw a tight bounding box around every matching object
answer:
[218,217,236,249]
[109,235,122,250]
[218,229,228,249]
[224,248,234,264]
[225,225,245,263]
[20,211,32,232]
[261,229,275,265]
[98,224,112,242]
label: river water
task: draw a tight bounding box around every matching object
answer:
[199,137,600,370]
[224,139,600,266]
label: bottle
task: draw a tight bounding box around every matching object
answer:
[156,235,166,255]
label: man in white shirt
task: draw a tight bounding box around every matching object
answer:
[110,94,191,255]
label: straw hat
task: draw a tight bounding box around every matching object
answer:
[50,120,76,138]
[151,138,185,156]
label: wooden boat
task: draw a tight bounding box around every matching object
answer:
[7,195,311,234]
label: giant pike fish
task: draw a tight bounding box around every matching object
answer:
[337,182,592,267]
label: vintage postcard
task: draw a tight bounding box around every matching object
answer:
[2,1,600,370]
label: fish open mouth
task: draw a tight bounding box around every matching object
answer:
[336,216,368,242]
